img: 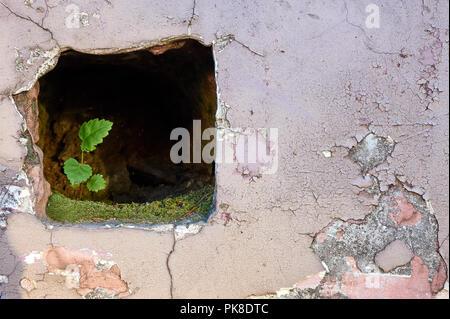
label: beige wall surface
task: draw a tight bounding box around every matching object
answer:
[0,0,448,299]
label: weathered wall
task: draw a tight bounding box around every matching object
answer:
[0,0,448,298]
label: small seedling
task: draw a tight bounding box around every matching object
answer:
[63,118,113,199]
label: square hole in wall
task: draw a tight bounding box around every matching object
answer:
[25,39,217,223]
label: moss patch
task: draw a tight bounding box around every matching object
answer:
[47,185,214,224]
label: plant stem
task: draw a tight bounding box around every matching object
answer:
[178,191,212,220]
[79,151,84,200]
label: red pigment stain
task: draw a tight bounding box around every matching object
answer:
[388,196,421,226]
[316,233,328,243]
[431,258,448,294]
[319,256,433,299]
[295,255,445,299]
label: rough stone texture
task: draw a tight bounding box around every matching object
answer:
[311,186,446,286]
[0,0,448,298]
[348,133,395,174]
[11,82,50,218]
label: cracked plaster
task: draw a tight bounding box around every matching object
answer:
[0,0,448,298]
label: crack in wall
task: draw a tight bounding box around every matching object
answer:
[166,230,176,299]
[0,1,55,42]
[342,0,409,57]
[232,38,265,57]
[187,0,197,34]
[213,33,265,58]
[0,33,224,298]
[258,178,448,299]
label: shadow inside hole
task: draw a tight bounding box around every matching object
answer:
[37,39,217,204]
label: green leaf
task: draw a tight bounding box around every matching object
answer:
[86,174,106,192]
[63,158,92,186]
[78,119,113,152]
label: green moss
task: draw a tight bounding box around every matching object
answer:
[47,185,215,224]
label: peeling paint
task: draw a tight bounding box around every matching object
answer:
[310,184,447,296]
[175,224,203,241]
[20,246,130,299]
[0,170,34,215]
[348,133,395,174]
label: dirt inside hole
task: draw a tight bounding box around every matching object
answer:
[37,39,216,205]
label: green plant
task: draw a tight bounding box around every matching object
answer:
[63,118,113,199]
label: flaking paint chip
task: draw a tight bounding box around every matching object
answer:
[322,150,332,158]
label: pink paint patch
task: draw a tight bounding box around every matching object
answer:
[320,256,433,299]
[43,247,129,297]
[431,258,448,294]
[388,196,421,226]
[316,232,328,243]
[295,272,325,290]
[221,212,232,224]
